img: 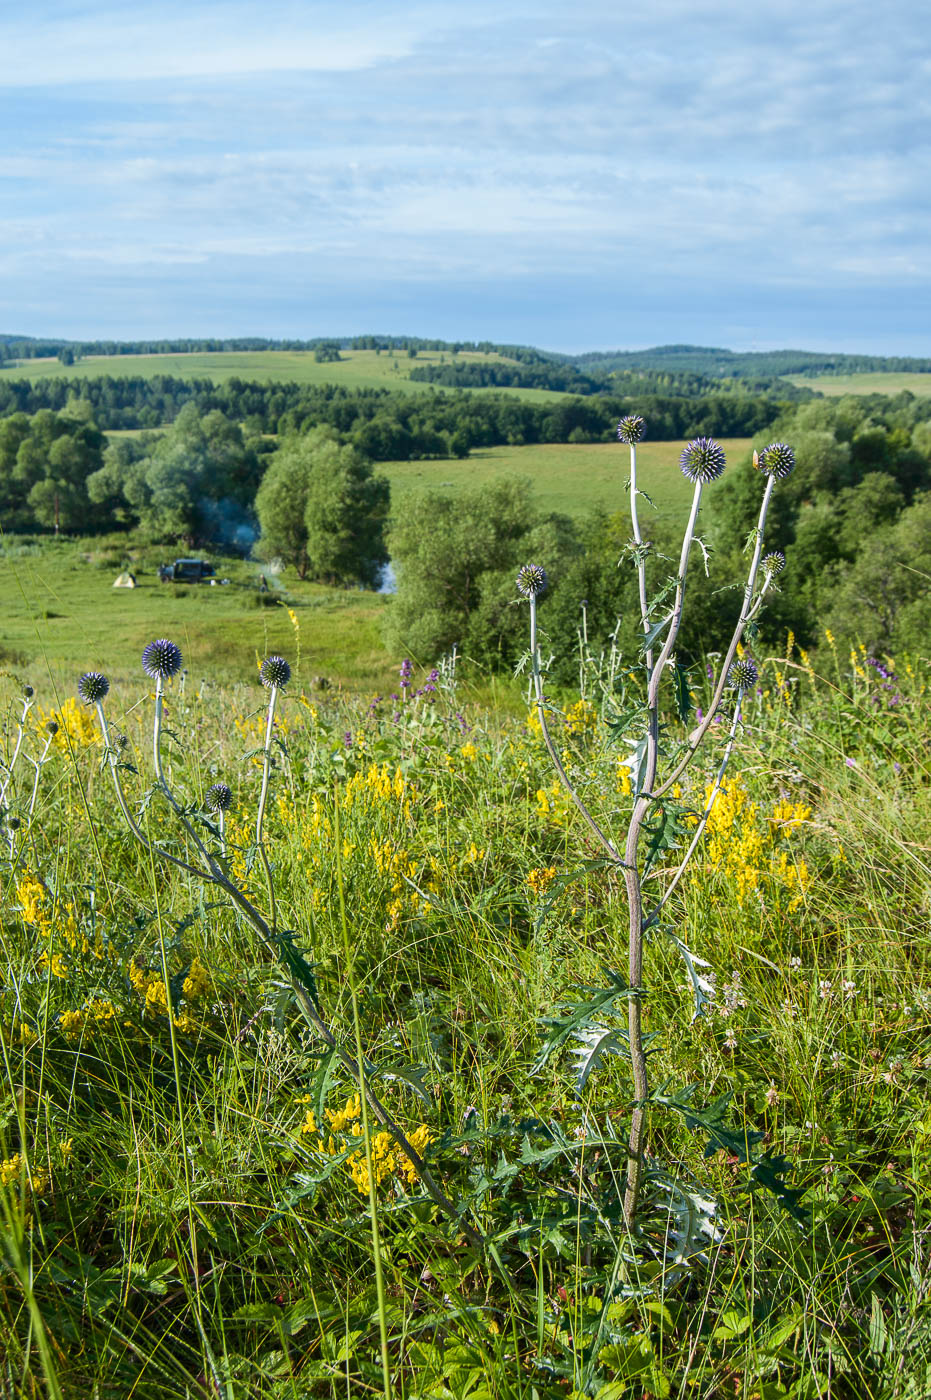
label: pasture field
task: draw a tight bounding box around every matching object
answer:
[379,438,752,520]
[782,370,931,397]
[0,635,928,1397]
[0,348,568,403]
[0,539,393,695]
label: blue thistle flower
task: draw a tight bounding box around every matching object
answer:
[617,414,646,444]
[77,671,110,704]
[142,639,183,680]
[679,438,726,483]
[762,551,786,576]
[206,782,233,813]
[728,657,758,692]
[757,442,796,480]
[260,655,291,689]
[516,564,548,599]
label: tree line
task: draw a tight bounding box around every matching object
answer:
[0,373,799,452]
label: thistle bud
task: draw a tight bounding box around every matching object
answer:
[762,551,786,576]
[679,438,726,484]
[516,564,548,599]
[617,414,646,444]
[260,655,291,689]
[728,657,758,692]
[757,442,796,480]
[142,639,183,680]
[206,782,233,813]
[77,672,110,704]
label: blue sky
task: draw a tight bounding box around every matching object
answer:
[1,0,929,353]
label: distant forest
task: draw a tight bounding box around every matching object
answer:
[3,333,931,382]
[0,374,794,450]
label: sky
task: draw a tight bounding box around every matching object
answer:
[1,0,929,354]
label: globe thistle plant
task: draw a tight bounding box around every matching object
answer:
[757,441,796,480]
[728,657,759,692]
[206,782,233,814]
[142,639,183,681]
[762,551,786,576]
[679,437,727,484]
[77,672,110,705]
[260,655,291,689]
[516,564,548,599]
[523,414,796,1228]
[617,414,646,444]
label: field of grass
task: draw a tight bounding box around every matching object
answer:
[0,538,393,696]
[0,349,568,403]
[380,438,752,521]
[1,632,928,1397]
[783,370,931,397]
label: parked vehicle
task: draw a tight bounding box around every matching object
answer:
[159,559,216,583]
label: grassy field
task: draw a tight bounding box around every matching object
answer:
[783,370,931,397]
[0,348,568,403]
[0,540,393,696]
[0,637,927,1397]
[380,438,752,521]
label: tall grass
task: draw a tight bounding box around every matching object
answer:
[0,633,928,1397]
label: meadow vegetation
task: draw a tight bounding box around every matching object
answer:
[0,623,928,1398]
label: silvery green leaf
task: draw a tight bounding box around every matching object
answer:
[570,1024,627,1094]
[664,929,715,1022]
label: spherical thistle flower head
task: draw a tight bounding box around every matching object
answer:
[617,414,646,444]
[679,437,726,484]
[762,550,786,576]
[260,655,291,689]
[728,657,759,693]
[23,685,34,700]
[758,441,796,480]
[142,639,183,680]
[77,671,110,705]
[516,564,548,599]
[205,782,233,814]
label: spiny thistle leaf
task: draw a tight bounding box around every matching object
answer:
[662,929,715,1022]
[641,612,673,653]
[533,970,637,1075]
[379,1061,433,1104]
[673,663,693,722]
[570,1024,628,1094]
[750,1152,809,1222]
[645,1172,722,1281]
[620,734,651,797]
[272,928,322,1013]
[642,802,691,879]
[604,704,648,745]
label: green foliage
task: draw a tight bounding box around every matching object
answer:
[385,476,576,663]
[256,426,389,585]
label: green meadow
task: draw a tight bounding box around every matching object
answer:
[0,348,567,403]
[379,438,751,521]
[1,632,928,1397]
[782,370,931,397]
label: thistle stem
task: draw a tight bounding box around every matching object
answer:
[654,474,775,800]
[629,441,654,681]
[256,686,279,936]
